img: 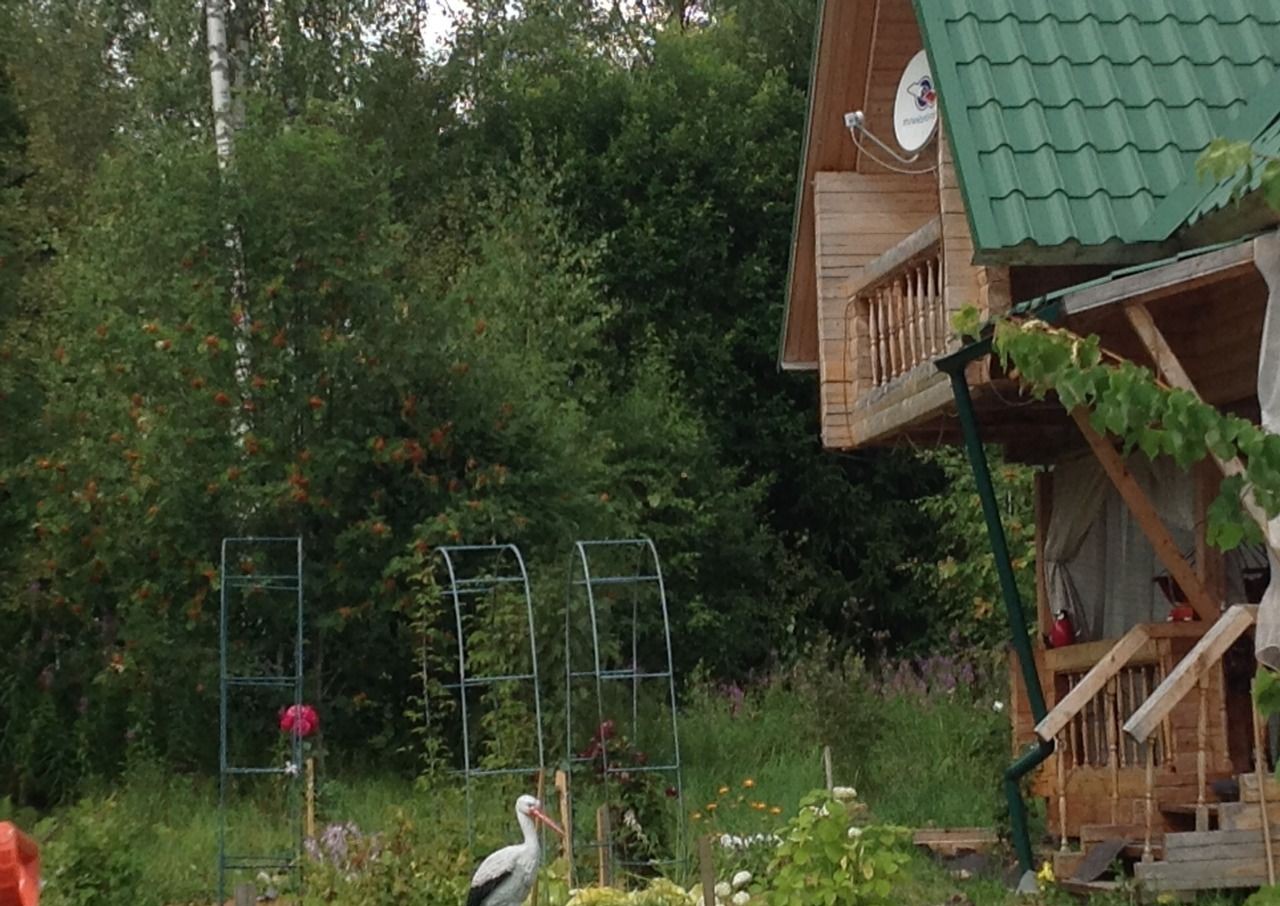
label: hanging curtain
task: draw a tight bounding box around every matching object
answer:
[1045,454,1110,640]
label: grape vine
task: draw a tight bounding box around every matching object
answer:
[952,308,1280,552]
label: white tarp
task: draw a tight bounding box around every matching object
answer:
[1047,454,1197,641]
[1252,232,1280,669]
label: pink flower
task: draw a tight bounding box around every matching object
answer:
[279,703,319,738]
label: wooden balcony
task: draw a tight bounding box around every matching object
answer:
[851,218,947,393]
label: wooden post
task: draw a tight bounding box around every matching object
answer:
[1105,679,1119,825]
[698,834,717,906]
[1196,674,1208,832]
[596,805,613,887]
[1057,731,1068,851]
[1253,680,1276,885]
[1143,741,1155,863]
[822,745,834,793]
[555,770,574,888]
[233,884,256,906]
[305,757,316,840]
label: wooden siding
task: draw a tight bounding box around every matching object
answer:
[812,171,937,447]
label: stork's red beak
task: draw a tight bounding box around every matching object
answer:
[530,806,565,837]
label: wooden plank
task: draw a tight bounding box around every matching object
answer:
[1063,242,1257,317]
[1070,838,1127,882]
[596,805,613,886]
[851,219,941,292]
[1123,605,1257,743]
[1070,408,1219,623]
[1165,828,1269,854]
[1036,625,1150,742]
[1135,855,1271,889]
[555,770,574,885]
[1240,773,1280,803]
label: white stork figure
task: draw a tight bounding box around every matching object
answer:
[467,794,565,906]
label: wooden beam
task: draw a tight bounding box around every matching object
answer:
[1070,408,1219,623]
[1035,624,1150,743]
[1063,242,1256,317]
[1124,605,1257,744]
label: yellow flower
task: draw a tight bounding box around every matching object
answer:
[1036,861,1055,884]
[691,812,702,821]
[769,807,782,815]
[718,785,730,795]
[751,802,766,811]
[706,803,718,812]
[743,778,756,789]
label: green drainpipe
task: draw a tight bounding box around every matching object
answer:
[936,338,1050,875]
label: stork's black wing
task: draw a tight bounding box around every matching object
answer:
[466,867,512,906]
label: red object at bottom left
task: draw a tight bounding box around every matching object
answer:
[0,822,39,906]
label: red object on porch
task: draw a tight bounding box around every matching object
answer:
[1047,611,1076,648]
[0,822,39,906]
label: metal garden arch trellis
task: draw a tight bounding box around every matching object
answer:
[429,544,546,842]
[218,536,304,905]
[564,537,685,882]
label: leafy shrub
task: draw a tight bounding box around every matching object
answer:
[39,798,142,906]
[758,792,910,906]
[302,811,468,906]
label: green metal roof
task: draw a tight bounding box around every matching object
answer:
[914,0,1280,260]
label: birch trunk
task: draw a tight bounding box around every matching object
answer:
[205,0,253,430]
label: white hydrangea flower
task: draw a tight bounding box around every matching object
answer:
[847,826,863,838]
[731,892,750,906]
[832,786,857,802]
[715,881,731,899]
[732,870,752,890]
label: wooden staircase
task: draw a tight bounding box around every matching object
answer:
[1043,606,1276,894]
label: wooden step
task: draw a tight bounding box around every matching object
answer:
[1136,828,1278,892]
[1219,801,1280,831]
[1239,772,1280,803]
[1080,823,1162,847]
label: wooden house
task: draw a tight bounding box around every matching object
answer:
[780,0,1280,893]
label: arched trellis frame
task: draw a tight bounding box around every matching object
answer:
[564,537,685,884]
[428,544,546,842]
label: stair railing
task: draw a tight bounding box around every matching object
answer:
[1122,605,1258,862]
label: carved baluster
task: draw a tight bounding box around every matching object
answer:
[875,290,885,386]
[1252,678,1277,884]
[896,281,906,376]
[906,269,918,368]
[1057,730,1069,851]
[930,257,942,353]
[1106,678,1119,825]
[1196,672,1208,831]
[917,264,930,355]
[1143,740,1155,863]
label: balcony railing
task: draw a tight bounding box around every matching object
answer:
[848,220,944,393]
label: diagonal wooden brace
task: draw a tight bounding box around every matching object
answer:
[1071,408,1219,623]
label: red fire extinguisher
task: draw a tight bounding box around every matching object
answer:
[1047,610,1076,649]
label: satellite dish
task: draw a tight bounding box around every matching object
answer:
[893,49,938,153]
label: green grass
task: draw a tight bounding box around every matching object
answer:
[17,669,1256,906]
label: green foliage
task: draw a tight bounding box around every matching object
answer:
[39,798,143,906]
[992,317,1280,550]
[302,812,469,906]
[1246,884,1280,906]
[1198,137,1280,211]
[902,448,1036,651]
[761,792,911,906]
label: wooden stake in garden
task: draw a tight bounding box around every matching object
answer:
[305,757,316,840]
[822,745,834,792]
[555,770,574,887]
[698,835,717,906]
[596,805,613,887]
